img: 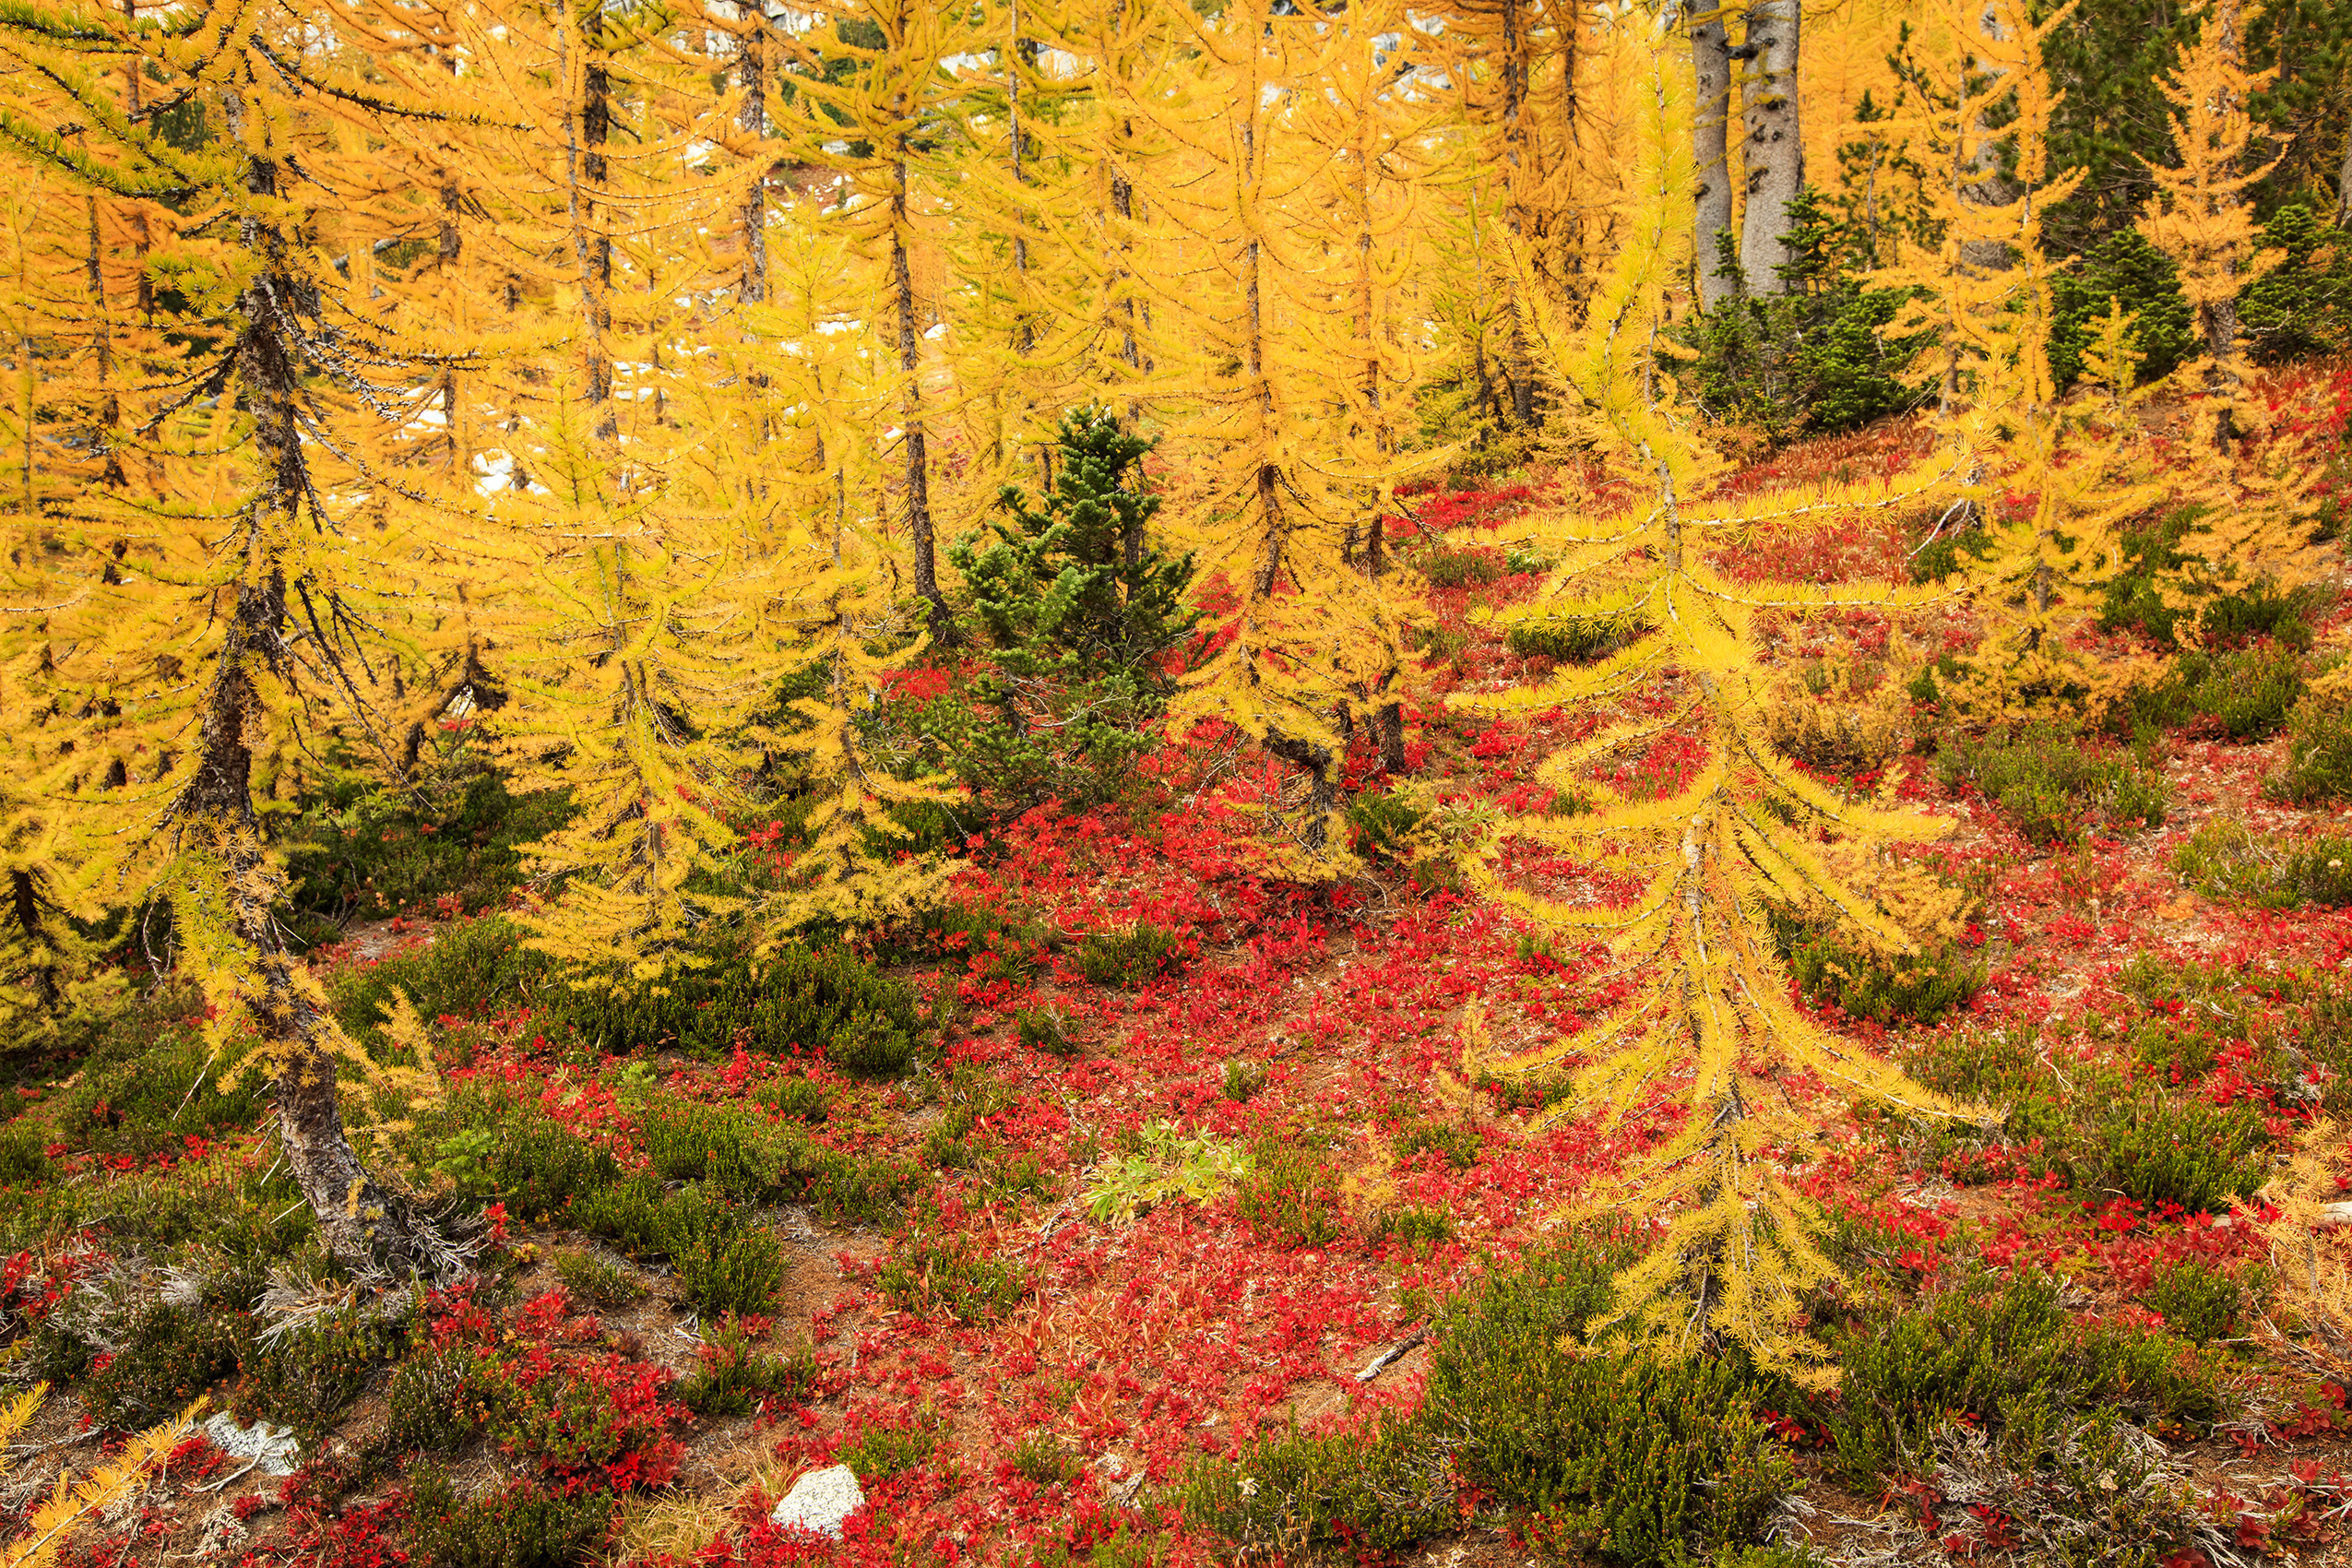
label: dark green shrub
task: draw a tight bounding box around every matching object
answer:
[1234,1142,1343,1248]
[2093,1098,2268,1214]
[1780,923,1984,1029]
[404,1470,617,1568]
[60,1031,265,1158]
[753,1075,831,1122]
[669,1206,786,1317]
[1391,1121,1480,1170]
[1075,921,1186,988]
[237,1300,413,1437]
[1176,1420,1455,1555]
[1016,1004,1077,1056]
[551,1249,640,1309]
[2180,644,2304,741]
[539,941,922,1075]
[82,1302,244,1429]
[1821,1274,2221,1479]
[1220,1060,1265,1102]
[678,1314,815,1417]
[2173,821,2352,910]
[1417,543,1507,588]
[1939,729,2167,849]
[2098,508,2316,653]
[1345,789,1429,860]
[284,764,573,923]
[1424,1241,1792,1564]
[2049,230,2196,389]
[386,1348,490,1455]
[879,1233,1029,1322]
[838,1413,942,1480]
[2144,1261,2248,1345]
[1505,609,1650,663]
[332,916,552,1055]
[2271,695,2352,805]
[1909,529,1980,587]
[431,1086,627,1214]
[0,1120,49,1185]
[639,1096,826,1203]
[1366,1206,1455,1256]
[1008,1432,1087,1488]
[806,1153,920,1226]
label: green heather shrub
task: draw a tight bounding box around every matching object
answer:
[0,1120,48,1186]
[753,1075,832,1123]
[1186,1240,1796,1563]
[59,1030,266,1158]
[879,1232,1029,1322]
[678,1314,815,1418]
[1177,1420,1456,1555]
[1220,1059,1266,1102]
[1016,1004,1077,1056]
[405,1470,617,1568]
[284,764,571,923]
[1392,1120,1481,1170]
[1820,1273,2221,1479]
[79,1301,244,1429]
[542,941,922,1074]
[2272,692,2352,805]
[642,1187,785,1316]
[1008,1432,1087,1488]
[638,1096,827,1202]
[838,1413,942,1481]
[2171,820,2352,909]
[1345,789,1428,861]
[237,1300,414,1437]
[1505,609,1650,664]
[1234,1140,1344,1248]
[1365,1205,1455,1256]
[2182,644,2305,741]
[1417,542,1507,588]
[2144,1260,2250,1346]
[1424,1243,1791,1563]
[1779,922,1983,1029]
[1939,729,2167,849]
[2093,1098,2268,1214]
[2097,507,2316,652]
[386,1348,489,1455]
[885,898,1048,983]
[330,916,552,1054]
[552,1249,641,1309]
[1075,921,1187,988]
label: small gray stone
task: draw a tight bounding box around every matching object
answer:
[201,1413,300,1478]
[770,1465,864,1538]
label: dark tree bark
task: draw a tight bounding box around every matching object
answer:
[182,108,450,1278]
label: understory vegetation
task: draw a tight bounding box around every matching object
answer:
[1,0,2351,1558]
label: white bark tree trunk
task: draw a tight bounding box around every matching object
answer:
[1738,0,1802,297]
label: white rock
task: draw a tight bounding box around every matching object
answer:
[201,1414,300,1477]
[770,1465,864,1538]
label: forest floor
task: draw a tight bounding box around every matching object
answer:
[13,401,2352,1566]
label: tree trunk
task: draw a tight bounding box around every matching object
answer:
[1499,0,1537,429]
[739,6,767,306]
[893,146,951,642]
[1738,0,1802,297]
[1692,3,1736,308]
[583,49,615,427]
[212,130,441,1277]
